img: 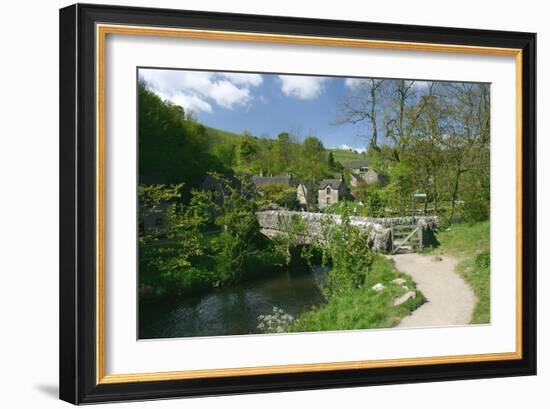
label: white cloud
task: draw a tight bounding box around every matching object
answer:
[278,75,327,100]
[155,91,212,113]
[138,69,263,112]
[209,80,251,109]
[336,144,367,153]
[344,78,365,89]
[220,72,263,87]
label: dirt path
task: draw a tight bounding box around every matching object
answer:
[391,253,476,328]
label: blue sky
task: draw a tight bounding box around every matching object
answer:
[138,68,419,151]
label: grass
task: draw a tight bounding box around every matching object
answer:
[327,148,366,164]
[427,220,490,324]
[286,255,425,332]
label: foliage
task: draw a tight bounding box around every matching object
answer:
[352,181,387,217]
[317,207,374,298]
[139,183,208,296]
[201,173,264,284]
[257,183,298,209]
[287,256,425,332]
[139,173,294,298]
[270,214,308,265]
[138,82,225,187]
[321,200,367,216]
[336,80,490,224]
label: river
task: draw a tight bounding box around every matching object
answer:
[139,267,327,339]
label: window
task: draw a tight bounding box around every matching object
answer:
[326,187,331,194]
[326,196,331,205]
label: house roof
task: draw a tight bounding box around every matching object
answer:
[318,179,344,189]
[200,173,247,191]
[252,175,293,187]
[343,160,371,169]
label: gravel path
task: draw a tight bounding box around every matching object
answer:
[391,253,476,328]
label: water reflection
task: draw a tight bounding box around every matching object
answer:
[139,268,326,339]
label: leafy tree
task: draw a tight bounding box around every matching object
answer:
[139,183,207,295]
[317,207,373,298]
[296,136,331,184]
[271,214,308,265]
[258,183,298,209]
[138,82,225,188]
[271,132,294,174]
[212,142,236,169]
[203,174,263,283]
[237,134,258,168]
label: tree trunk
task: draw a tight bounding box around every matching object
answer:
[449,163,462,224]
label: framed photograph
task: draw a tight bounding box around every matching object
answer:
[59,3,536,404]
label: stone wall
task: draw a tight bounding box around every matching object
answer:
[256,210,438,253]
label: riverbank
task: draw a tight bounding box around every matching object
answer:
[422,221,490,324]
[139,236,293,302]
[286,256,425,332]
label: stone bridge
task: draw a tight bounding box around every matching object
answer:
[256,210,438,253]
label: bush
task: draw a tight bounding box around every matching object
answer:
[475,250,490,269]
[318,208,373,298]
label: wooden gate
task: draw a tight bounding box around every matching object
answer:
[391,224,421,254]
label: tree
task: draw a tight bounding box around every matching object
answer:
[327,152,343,172]
[204,174,263,283]
[237,134,258,168]
[138,82,225,187]
[297,136,330,181]
[437,83,490,223]
[338,79,384,150]
[258,183,298,209]
[318,207,373,298]
[271,132,294,174]
[138,183,207,295]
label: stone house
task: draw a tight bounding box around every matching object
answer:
[139,200,170,236]
[251,174,309,210]
[344,160,386,190]
[317,178,349,210]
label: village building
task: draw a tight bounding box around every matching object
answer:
[344,160,386,189]
[317,178,349,210]
[251,174,309,210]
[139,200,171,236]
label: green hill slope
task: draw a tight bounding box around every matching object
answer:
[328,148,366,164]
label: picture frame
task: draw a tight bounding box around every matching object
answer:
[59,3,536,404]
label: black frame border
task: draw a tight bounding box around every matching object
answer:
[59,3,536,404]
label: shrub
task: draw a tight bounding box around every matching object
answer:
[318,207,373,298]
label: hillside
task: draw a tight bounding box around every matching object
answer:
[204,125,366,167]
[328,148,367,164]
[204,125,244,144]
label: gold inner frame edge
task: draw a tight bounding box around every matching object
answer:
[95,23,523,385]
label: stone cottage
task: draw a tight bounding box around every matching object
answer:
[251,174,309,210]
[317,178,349,210]
[344,160,386,189]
